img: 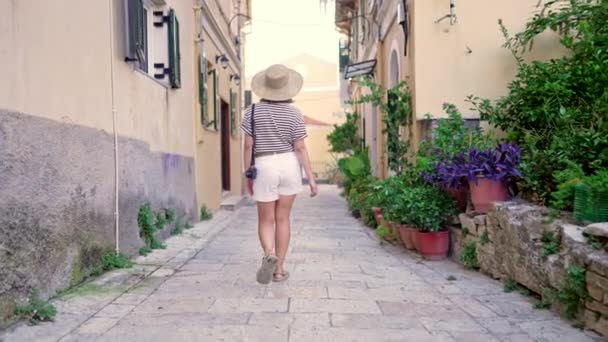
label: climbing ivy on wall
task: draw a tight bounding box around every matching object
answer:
[353,76,413,174]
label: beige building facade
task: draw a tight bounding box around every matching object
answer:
[335,0,563,178]
[0,0,249,324]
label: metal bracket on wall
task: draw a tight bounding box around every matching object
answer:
[435,0,457,25]
[154,63,170,79]
[153,11,169,27]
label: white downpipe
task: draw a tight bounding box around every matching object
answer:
[109,0,120,253]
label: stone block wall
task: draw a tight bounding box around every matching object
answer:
[451,202,608,336]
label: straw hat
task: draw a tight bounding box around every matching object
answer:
[251,64,303,101]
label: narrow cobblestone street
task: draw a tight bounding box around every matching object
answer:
[2,186,601,341]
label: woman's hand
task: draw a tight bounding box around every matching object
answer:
[309,180,318,197]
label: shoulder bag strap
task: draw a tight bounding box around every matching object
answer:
[250,104,256,166]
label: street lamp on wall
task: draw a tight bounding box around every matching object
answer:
[230,74,241,86]
[216,54,229,69]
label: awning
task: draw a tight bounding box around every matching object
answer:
[344,59,377,79]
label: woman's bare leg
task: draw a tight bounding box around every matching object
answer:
[274,195,296,274]
[257,201,277,256]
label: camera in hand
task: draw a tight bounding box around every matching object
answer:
[245,166,257,179]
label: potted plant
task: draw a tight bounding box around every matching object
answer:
[463,143,521,214]
[387,189,417,250]
[423,153,469,212]
[408,185,458,260]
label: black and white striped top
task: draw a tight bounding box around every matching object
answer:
[240,102,308,154]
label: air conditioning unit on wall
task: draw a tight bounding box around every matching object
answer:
[150,0,166,6]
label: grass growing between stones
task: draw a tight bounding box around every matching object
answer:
[460,241,478,269]
[534,288,557,310]
[504,277,518,293]
[541,231,559,257]
[446,275,457,281]
[170,217,184,236]
[101,251,133,271]
[480,229,491,245]
[200,205,213,221]
[558,266,589,320]
[14,290,56,325]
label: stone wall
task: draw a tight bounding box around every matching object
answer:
[0,111,198,326]
[451,202,608,336]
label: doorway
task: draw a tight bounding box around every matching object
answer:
[221,99,231,192]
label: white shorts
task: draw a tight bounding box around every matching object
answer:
[253,152,302,202]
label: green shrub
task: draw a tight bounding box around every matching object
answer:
[460,242,478,269]
[480,230,491,245]
[170,218,184,236]
[101,251,133,271]
[327,112,361,154]
[15,290,57,324]
[468,1,608,203]
[139,246,152,256]
[390,184,457,232]
[164,208,175,223]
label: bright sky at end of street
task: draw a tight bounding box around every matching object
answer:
[244,0,341,77]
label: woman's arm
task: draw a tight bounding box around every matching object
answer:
[294,139,318,197]
[243,135,254,195]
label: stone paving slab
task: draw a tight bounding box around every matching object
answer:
[1,185,603,341]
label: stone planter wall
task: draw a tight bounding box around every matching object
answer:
[450,202,608,336]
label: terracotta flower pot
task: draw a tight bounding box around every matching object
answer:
[415,230,450,261]
[372,207,383,216]
[469,178,508,214]
[385,221,400,243]
[398,224,416,250]
[446,187,467,212]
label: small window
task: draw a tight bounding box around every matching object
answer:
[125,0,146,69]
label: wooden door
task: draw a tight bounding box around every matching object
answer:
[221,100,231,191]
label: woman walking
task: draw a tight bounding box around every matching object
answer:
[240,64,318,284]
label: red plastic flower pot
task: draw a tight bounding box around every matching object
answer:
[446,187,467,212]
[415,230,450,261]
[398,224,416,250]
[469,178,508,214]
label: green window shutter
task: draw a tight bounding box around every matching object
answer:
[230,90,237,137]
[168,9,181,88]
[212,69,218,130]
[126,0,145,65]
[199,56,208,126]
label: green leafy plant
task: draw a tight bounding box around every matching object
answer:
[480,230,491,245]
[200,205,213,221]
[541,231,560,257]
[185,221,194,229]
[15,289,57,324]
[504,277,518,293]
[389,184,457,232]
[101,251,133,271]
[558,266,589,320]
[164,208,175,223]
[138,202,163,251]
[460,241,478,269]
[327,112,361,154]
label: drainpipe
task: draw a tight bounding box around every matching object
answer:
[108,0,120,253]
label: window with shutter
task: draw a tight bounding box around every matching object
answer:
[199,56,209,126]
[125,0,146,69]
[168,9,181,88]
[230,90,237,137]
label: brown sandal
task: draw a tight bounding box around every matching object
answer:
[272,271,290,282]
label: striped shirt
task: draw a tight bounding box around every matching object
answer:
[240,102,308,154]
